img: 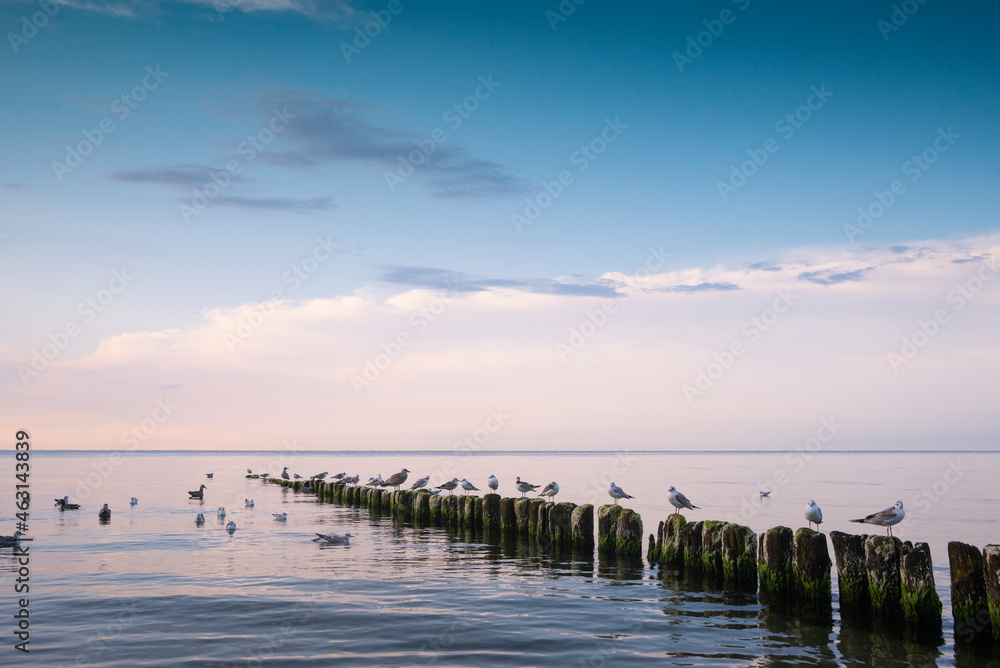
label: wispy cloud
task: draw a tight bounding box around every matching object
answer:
[106,164,253,190]
[797,267,872,286]
[46,0,360,21]
[206,195,335,213]
[378,266,621,297]
[657,281,742,293]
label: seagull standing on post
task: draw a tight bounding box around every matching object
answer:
[515,477,540,498]
[804,500,823,530]
[850,501,905,536]
[608,482,633,505]
[487,475,499,493]
[460,479,479,496]
[381,469,410,492]
[281,467,290,480]
[410,475,430,490]
[667,486,699,515]
[539,482,559,502]
[436,478,459,495]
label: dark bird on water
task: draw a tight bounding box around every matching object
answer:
[189,485,207,499]
[99,504,111,521]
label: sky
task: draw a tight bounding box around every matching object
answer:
[1,0,998,451]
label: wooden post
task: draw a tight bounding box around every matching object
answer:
[413,491,431,524]
[722,523,757,592]
[500,497,517,535]
[429,494,443,525]
[900,541,942,627]
[701,521,727,585]
[793,528,832,607]
[597,505,624,555]
[682,520,704,577]
[948,541,990,642]
[865,535,903,621]
[983,544,1000,642]
[483,494,501,535]
[615,507,643,560]
[758,526,794,604]
[514,498,531,536]
[548,502,575,546]
[831,531,870,615]
[571,504,594,549]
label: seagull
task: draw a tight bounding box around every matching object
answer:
[206,473,213,479]
[850,500,906,536]
[428,489,443,496]
[759,491,771,498]
[293,473,302,479]
[245,498,254,508]
[460,479,479,495]
[366,474,383,487]
[344,475,360,485]
[382,469,410,491]
[515,477,540,498]
[281,467,290,480]
[410,475,430,490]
[98,504,111,521]
[188,485,207,499]
[0,531,23,546]
[130,497,138,506]
[260,473,270,479]
[217,507,226,518]
[487,475,499,493]
[272,513,287,521]
[226,520,237,533]
[805,500,823,530]
[247,469,252,474]
[332,473,347,480]
[667,486,698,515]
[539,482,560,502]
[196,513,205,525]
[313,532,352,545]
[55,496,81,510]
[608,482,634,505]
[436,478,459,495]
[312,472,328,481]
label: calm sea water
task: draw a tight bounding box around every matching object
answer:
[3,450,999,667]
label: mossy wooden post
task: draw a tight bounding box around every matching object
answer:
[413,492,431,525]
[793,528,832,608]
[983,544,1000,642]
[615,508,643,560]
[722,523,757,592]
[500,497,517,535]
[598,505,624,555]
[948,541,990,642]
[648,522,663,563]
[653,515,686,569]
[527,499,546,541]
[429,494,443,525]
[380,489,392,513]
[535,501,551,546]
[682,520,704,577]
[865,535,903,621]
[701,521,727,586]
[483,494,501,535]
[461,496,478,530]
[442,495,460,526]
[471,496,483,531]
[396,490,414,522]
[571,504,594,550]
[514,498,531,536]
[900,541,942,628]
[758,526,794,605]
[548,502,574,547]
[831,531,870,615]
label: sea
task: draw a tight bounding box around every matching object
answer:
[2,450,999,667]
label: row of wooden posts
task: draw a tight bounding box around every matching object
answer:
[265,476,1000,645]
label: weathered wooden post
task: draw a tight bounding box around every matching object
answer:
[514,498,531,536]
[413,491,431,524]
[682,520,704,577]
[571,504,594,550]
[831,531,870,616]
[983,544,1000,642]
[722,523,757,592]
[865,535,903,621]
[500,497,517,535]
[380,489,392,513]
[650,515,685,569]
[758,526,794,604]
[527,499,545,541]
[442,495,460,526]
[949,541,990,643]
[483,494,501,535]
[900,541,942,627]
[548,502,575,547]
[597,505,624,555]
[700,521,727,586]
[429,494,443,525]
[396,490,414,521]
[793,528,832,609]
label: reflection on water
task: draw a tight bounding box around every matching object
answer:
[2,451,999,666]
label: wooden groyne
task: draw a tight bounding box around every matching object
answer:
[264,477,999,647]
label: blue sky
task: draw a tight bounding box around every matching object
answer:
[2,0,998,450]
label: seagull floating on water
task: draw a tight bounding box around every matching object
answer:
[98,504,111,521]
[130,497,138,506]
[805,500,823,530]
[0,531,23,546]
[539,482,560,502]
[55,496,81,510]
[217,507,226,518]
[487,475,499,493]
[247,469,252,474]
[226,520,237,533]
[382,469,410,491]
[272,513,287,521]
[313,532,352,545]
[188,485,207,499]
[410,475,430,490]
[195,513,205,525]
[850,500,905,536]
[281,467,290,480]
[245,498,254,508]
[460,479,480,495]
[206,473,213,479]
[515,477,540,498]
[667,486,698,515]
[759,491,771,498]
[608,482,634,505]
[436,478,459,495]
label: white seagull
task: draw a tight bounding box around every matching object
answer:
[805,500,823,530]
[1,531,24,546]
[667,486,699,515]
[539,482,560,502]
[460,479,480,495]
[850,500,905,536]
[332,472,347,480]
[130,497,138,506]
[217,507,226,518]
[196,513,205,525]
[293,473,302,479]
[515,477,540,498]
[436,478,460,495]
[313,532,352,545]
[312,472,328,481]
[245,498,254,508]
[366,474,383,487]
[487,475,499,493]
[608,482,634,505]
[272,513,287,521]
[410,475,431,490]
[226,520,237,533]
